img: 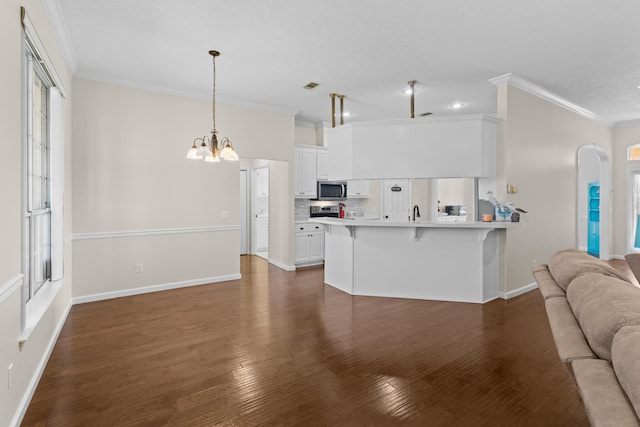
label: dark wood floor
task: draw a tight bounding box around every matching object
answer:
[22,256,589,426]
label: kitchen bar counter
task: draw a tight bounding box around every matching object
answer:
[310,218,521,303]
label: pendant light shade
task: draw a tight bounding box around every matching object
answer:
[186,50,239,162]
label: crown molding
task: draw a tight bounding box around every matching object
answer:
[489,73,610,126]
[74,71,298,116]
[295,120,315,128]
[42,0,78,74]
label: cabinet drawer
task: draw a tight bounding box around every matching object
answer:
[309,223,324,232]
[295,223,310,232]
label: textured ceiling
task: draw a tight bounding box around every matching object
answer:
[54,0,640,125]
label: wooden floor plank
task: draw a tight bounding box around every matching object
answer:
[22,255,588,426]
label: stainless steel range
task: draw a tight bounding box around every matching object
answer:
[310,205,339,218]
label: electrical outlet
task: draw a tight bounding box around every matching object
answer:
[8,363,13,390]
[221,210,229,218]
[136,263,143,273]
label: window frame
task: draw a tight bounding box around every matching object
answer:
[20,7,67,340]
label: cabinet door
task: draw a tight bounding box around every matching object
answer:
[293,149,303,196]
[316,150,329,180]
[383,179,410,221]
[295,232,309,262]
[357,180,369,197]
[347,180,370,198]
[301,149,317,197]
[308,232,325,260]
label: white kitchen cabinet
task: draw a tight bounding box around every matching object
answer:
[316,149,329,180]
[347,180,369,198]
[294,147,317,198]
[327,115,498,180]
[294,223,325,265]
[256,217,269,252]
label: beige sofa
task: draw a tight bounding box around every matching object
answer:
[532,248,640,427]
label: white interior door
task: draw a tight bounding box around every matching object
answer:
[383,179,410,222]
[240,169,248,255]
[252,166,269,259]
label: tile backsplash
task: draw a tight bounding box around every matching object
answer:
[295,198,370,221]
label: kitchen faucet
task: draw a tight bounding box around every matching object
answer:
[412,205,421,222]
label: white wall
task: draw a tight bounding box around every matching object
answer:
[0,1,74,425]
[495,85,613,292]
[72,79,295,299]
[295,124,317,146]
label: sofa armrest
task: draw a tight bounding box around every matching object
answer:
[532,264,566,299]
[545,297,595,374]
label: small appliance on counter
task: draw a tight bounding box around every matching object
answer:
[310,205,340,218]
[439,205,467,222]
[444,205,466,216]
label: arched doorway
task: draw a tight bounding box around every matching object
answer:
[577,145,610,259]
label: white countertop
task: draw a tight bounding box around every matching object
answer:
[309,217,521,229]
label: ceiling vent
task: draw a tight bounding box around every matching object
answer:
[303,82,319,89]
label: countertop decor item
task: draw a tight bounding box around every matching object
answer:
[186,50,239,163]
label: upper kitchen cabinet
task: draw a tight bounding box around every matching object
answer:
[347,180,369,198]
[294,146,318,198]
[316,148,329,180]
[327,115,498,180]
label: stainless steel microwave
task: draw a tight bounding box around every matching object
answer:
[317,181,347,200]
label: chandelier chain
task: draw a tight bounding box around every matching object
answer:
[212,54,217,134]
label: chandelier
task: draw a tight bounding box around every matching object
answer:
[186,50,239,162]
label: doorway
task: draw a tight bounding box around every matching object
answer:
[240,169,248,255]
[577,145,610,259]
[252,166,269,260]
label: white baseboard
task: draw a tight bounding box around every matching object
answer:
[73,274,241,305]
[269,259,297,272]
[499,282,539,300]
[294,261,324,269]
[11,300,73,427]
[610,254,625,260]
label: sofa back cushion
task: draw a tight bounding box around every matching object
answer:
[548,249,631,291]
[567,274,640,361]
[612,325,640,420]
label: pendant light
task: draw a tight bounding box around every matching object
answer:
[186,50,239,162]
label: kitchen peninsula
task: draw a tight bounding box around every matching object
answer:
[311,218,520,303]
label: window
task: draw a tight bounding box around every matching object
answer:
[21,7,66,338]
[24,48,53,303]
[629,144,640,160]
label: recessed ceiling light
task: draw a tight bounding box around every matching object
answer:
[451,103,464,109]
[343,112,351,117]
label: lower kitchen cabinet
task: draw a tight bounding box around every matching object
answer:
[295,223,325,265]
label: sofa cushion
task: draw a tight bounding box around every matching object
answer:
[572,359,640,427]
[544,297,595,372]
[567,274,640,361]
[532,264,566,299]
[612,326,640,420]
[548,249,630,292]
